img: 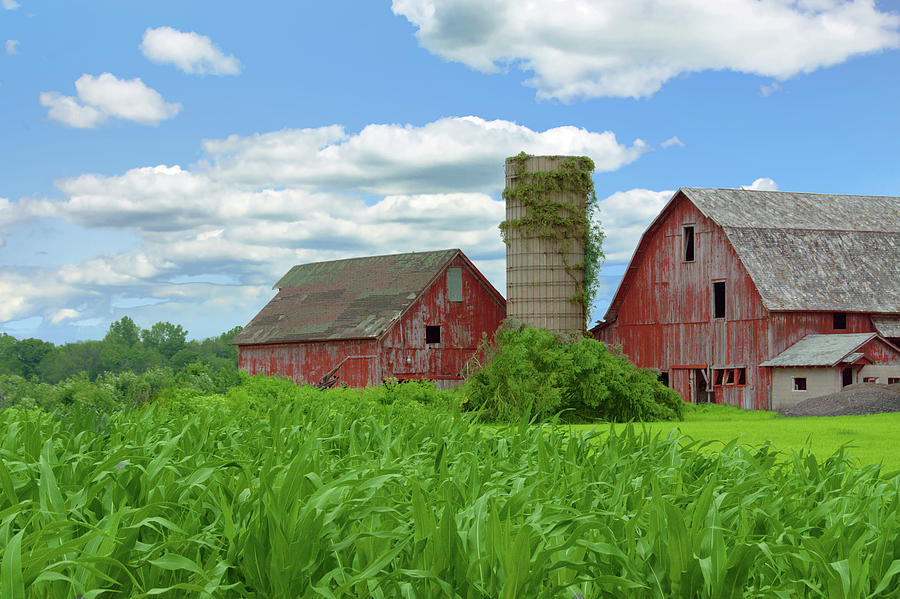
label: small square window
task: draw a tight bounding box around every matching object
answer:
[888,377,900,385]
[833,312,847,330]
[793,377,807,391]
[862,376,879,384]
[425,325,441,344]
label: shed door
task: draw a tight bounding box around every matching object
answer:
[842,367,853,387]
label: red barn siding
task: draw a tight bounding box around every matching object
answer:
[380,256,506,383]
[598,195,771,409]
[238,254,505,388]
[238,338,380,386]
[859,337,900,364]
[767,312,876,357]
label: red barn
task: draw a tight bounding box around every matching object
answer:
[594,188,900,410]
[233,249,505,388]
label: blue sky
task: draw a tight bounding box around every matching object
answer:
[2,0,899,344]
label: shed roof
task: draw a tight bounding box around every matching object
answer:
[872,316,900,338]
[603,188,900,322]
[233,249,500,345]
[759,333,883,367]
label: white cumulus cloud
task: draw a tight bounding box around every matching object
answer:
[39,92,107,128]
[50,309,81,324]
[742,177,779,191]
[392,0,900,100]
[661,136,685,148]
[202,116,649,193]
[141,26,241,75]
[5,40,18,55]
[2,0,19,10]
[40,73,182,128]
[597,188,674,263]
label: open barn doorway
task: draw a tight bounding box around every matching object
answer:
[691,368,711,403]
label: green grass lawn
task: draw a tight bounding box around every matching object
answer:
[565,404,900,473]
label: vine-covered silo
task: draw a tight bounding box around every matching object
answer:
[501,153,599,336]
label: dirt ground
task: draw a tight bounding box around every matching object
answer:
[779,383,900,417]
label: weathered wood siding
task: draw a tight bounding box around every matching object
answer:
[238,338,380,386]
[380,255,506,382]
[238,255,505,388]
[596,192,771,409]
[767,312,876,357]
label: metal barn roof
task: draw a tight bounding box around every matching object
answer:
[759,333,881,367]
[872,316,900,338]
[680,188,900,313]
[233,249,463,345]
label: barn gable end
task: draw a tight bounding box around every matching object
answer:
[596,188,900,410]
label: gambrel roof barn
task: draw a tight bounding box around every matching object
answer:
[595,188,900,410]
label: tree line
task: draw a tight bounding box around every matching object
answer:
[0,317,242,384]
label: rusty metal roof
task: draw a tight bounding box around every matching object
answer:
[233,249,460,344]
[680,188,900,313]
[759,333,881,367]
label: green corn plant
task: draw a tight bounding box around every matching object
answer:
[0,387,898,598]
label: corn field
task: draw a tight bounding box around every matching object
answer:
[0,400,898,598]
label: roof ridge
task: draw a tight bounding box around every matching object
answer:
[681,187,900,200]
[723,226,899,233]
[284,248,459,270]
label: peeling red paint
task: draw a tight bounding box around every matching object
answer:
[238,255,505,387]
[595,192,885,410]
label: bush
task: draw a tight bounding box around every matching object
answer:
[99,367,176,408]
[0,374,53,411]
[463,324,682,423]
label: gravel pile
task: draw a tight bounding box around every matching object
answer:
[779,383,900,417]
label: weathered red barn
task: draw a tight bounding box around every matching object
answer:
[233,249,506,388]
[593,188,900,410]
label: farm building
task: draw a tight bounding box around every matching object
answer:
[233,249,505,388]
[593,188,900,410]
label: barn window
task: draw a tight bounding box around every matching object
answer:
[862,376,879,384]
[714,369,724,386]
[833,312,847,330]
[713,281,726,319]
[737,368,746,385]
[725,369,735,385]
[889,377,900,385]
[682,225,695,262]
[425,325,441,344]
[658,372,669,387]
[793,377,807,391]
[447,268,463,302]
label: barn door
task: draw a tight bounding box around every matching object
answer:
[693,368,710,403]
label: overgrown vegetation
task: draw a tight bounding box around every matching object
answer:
[463,322,683,422]
[499,151,605,323]
[0,383,897,598]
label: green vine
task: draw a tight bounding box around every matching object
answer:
[500,151,605,327]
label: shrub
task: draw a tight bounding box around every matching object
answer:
[463,324,682,422]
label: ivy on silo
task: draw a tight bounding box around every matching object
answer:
[500,152,605,326]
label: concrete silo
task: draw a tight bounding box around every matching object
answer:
[502,154,595,336]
